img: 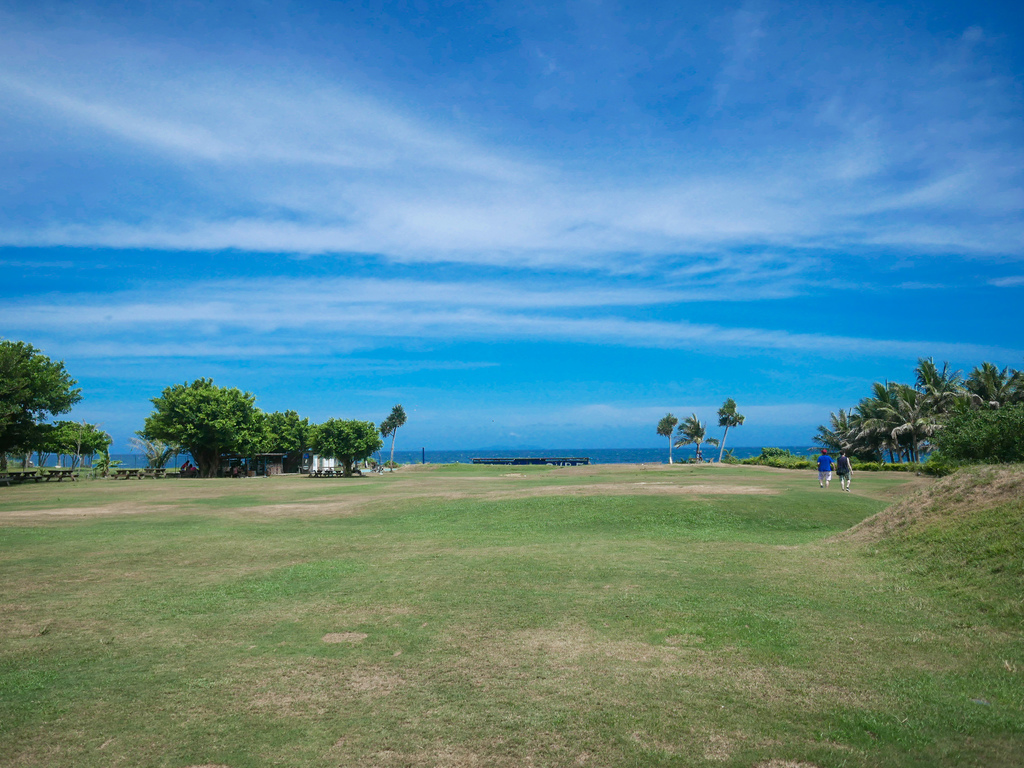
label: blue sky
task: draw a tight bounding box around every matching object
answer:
[2,0,1022,451]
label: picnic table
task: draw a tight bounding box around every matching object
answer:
[7,470,42,484]
[141,468,167,479]
[113,468,143,480]
[0,472,10,487]
[43,468,76,482]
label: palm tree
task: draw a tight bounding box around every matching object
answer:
[657,413,678,464]
[857,383,937,463]
[914,357,965,415]
[813,408,855,455]
[674,414,719,463]
[966,362,1024,408]
[379,404,407,468]
[716,398,744,463]
[128,432,181,469]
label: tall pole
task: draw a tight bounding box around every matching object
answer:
[422,447,425,465]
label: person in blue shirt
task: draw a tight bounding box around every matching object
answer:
[817,449,834,489]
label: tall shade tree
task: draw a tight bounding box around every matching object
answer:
[379,404,407,467]
[716,398,745,463]
[656,413,678,464]
[0,340,81,468]
[312,419,383,477]
[263,410,312,472]
[144,378,261,478]
[674,413,719,462]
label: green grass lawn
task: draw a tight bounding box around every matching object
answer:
[1,465,1020,767]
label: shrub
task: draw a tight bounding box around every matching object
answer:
[933,404,1024,464]
[921,453,961,477]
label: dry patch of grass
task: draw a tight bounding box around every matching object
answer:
[322,632,369,643]
[837,464,1023,545]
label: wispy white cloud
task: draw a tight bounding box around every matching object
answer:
[991,275,1024,287]
[4,276,1020,363]
[0,13,1021,273]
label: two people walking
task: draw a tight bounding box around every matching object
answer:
[818,449,852,492]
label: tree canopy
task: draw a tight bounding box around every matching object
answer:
[312,419,383,477]
[144,378,261,477]
[0,340,81,460]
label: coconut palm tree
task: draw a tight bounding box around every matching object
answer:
[813,408,855,455]
[379,404,407,468]
[716,398,744,463]
[857,383,937,463]
[914,357,965,415]
[657,413,679,464]
[129,432,181,469]
[674,414,719,463]
[966,362,1024,408]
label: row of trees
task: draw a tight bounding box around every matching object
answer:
[814,359,1024,463]
[143,379,407,477]
[657,399,745,463]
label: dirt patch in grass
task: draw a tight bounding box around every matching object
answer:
[322,632,369,643]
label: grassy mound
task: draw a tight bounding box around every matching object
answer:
[838,464,1024,623]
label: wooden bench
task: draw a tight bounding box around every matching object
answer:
[113,468,142,480]
[141,468,167,479]
[0,473,10,487]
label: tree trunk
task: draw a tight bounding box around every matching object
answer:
[389,431,397,467]
[718,427,730,463]
[195,448,219,478]
[668,436,673,464]
[341,457,354,477]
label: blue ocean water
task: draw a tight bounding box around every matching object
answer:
[21,446,817,468]
[386,446,817,465]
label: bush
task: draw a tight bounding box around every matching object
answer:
[849,461,919,472]
[921,453,961,477]
[740,450,814,470]
[933,404,1024,464]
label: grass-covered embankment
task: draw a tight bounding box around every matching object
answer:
[0,464,1021,767]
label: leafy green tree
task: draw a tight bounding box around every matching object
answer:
[312,419,383,477]
[674,414,719,462]
[933,404,1024,463]
[0,340,81,467]
[144,379,260,478]
[716,398,745,463]
[379,404,407,468]
[45,420,110,468]
[657,413,678,464]
[263,410,312,472]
